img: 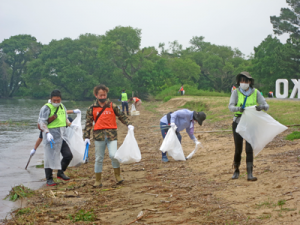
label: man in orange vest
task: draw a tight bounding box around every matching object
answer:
[83,84,133,187]
[178,84,184,95]
[129,97,142,111]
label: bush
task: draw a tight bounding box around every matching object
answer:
[163,96,173,102]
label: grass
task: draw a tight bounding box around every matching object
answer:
[0,119,28,126]
[155,84,230,101]
[286,131,300,141]
[16,207,31,216]
[68,209,95,222]
[4,185,34,202]
[257,214,271,220]
[255,199,276,209]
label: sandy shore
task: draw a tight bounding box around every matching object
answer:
[3,99,300,224]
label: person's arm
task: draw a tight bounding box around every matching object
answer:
[38,105,51,133]
[186,127,196,140]
[113,103,132,126]
[83,107,93,139]
[34,138,43,150]
[257,91,269,111]
[228,90,240,112]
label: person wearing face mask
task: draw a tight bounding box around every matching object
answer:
[159,109,206,162]
[38,90,76,186]
[83,84,133,187]
[228,72,269,181]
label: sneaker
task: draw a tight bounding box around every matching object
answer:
[57,172,70,181]
[46,179,57,186]
[162,156,169,162]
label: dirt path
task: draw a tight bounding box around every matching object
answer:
[4,99,300,224]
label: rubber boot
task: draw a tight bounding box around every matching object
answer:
[113,168,124,184]
[232,162,240,179]
[162,152,169,162]
[127,111,130,116]
[93,173,102,188]
[45,168,57,186]
[247,162,257,181]
[57,170,70,180]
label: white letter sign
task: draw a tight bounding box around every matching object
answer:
[275,79,288,98]
[290,79,300,99]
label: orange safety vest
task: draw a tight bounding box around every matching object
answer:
[180,87,184,91]
[93,102,117,130]
[134,97,140,102]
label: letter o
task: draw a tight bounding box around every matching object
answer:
[275,79,289,98]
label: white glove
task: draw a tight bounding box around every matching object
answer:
[70,123,79,130]
[46,133,54,142]
[170,123,176,129]
[73,109,81,114]
[85,138,90,145]
[30,149,36,156]
[193,138,200,145]
[128,125,134,130]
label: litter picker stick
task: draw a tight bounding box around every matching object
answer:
[25,155,33,170]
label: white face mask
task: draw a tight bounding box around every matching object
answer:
[52,102,60,108]
[240,83,249,91]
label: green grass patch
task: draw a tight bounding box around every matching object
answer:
[163,96,173,102]
[257,214,271,220]
[155,84,230,101]
[68,209,95,222]
[255,199,276,209]
[16,207,31,216]
[286,131,300,141]
[179,101,209,112]
[4,185,34,202]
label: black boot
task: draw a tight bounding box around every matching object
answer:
[232,162,240,179]
[45,168,57,186]
[247,162,257,181]
[57,170,70,180]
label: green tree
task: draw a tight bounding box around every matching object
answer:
[0,34,42,97]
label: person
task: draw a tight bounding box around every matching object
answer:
[29,114,79,158]
[38,90,77,186]
[231,85,236,93]
[268,91,273,98]
[119,89,129,115]
[129,97,142,111]
[228,71,269,181]
[84,84,133,187]
[178,84,184,95]
[159,109,206,162]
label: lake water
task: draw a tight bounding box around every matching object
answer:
[0,99,93,220]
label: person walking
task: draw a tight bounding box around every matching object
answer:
[38,90,76,186]
[229,72,269,181]
[178,84,184,95]
[159,109,206,162]
[84,84,133,187]
[119,89,129,115]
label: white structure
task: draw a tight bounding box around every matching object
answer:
[275,79,300,99]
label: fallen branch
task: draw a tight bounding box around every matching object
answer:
[127,210,148,225]
[287,124,300,127]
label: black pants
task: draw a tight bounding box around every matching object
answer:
[122,101,129,113]
[232,122,253,164]
[45,140,73,180]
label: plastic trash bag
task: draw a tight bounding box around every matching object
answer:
[115,129,141,164]
[131,104,140,116]
[63,113,86,167]
[186,141,203,159]
[236,106,288,156]
[160,126,186,161]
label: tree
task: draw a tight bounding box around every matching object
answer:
[0,34,42,97]
[271,0,300,39]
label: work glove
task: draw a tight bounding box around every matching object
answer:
[238,107,245,113]
[73,109,81,114]
[255,105,263,111]
[170,123,176,129]
[128,125,134,130]
[193,138,200,145]
[46,133,54,142]
[30,149,36,156]
[70,123,79,130]
[85,138,90,145]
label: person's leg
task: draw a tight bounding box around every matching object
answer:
[181,91,183,95]
[160,122,169,162]
[176,132,182,143]
[232,122,243,179]
[122,102,125,113]
[107,140,123,184]
[125,102,129,115]
[45,168,56,186]
[93,140,106,187]
[57,140,73,180]
[245,141,257,181]
[136,101,141,111]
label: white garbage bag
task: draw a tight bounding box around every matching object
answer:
[236,106,288,156]
[186,142,203,159]
[63,113,86,167]
[131,104,140,116]
[115,129,141,164]
[160,126,186,161]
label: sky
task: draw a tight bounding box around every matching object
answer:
[0,0,290,56]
